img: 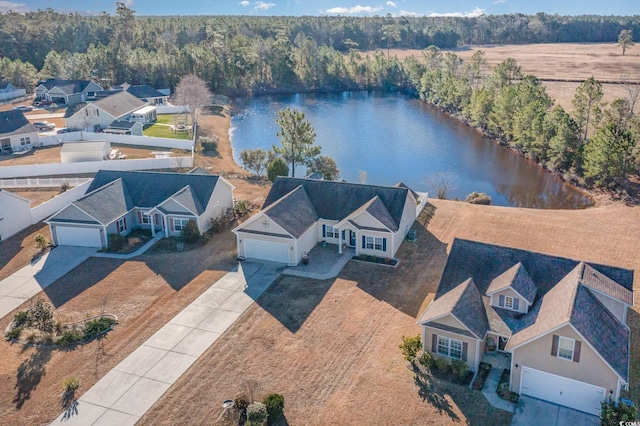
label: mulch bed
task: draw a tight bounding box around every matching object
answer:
[352,255,398,267]
[471,362,492,391]
[496,369,519,403]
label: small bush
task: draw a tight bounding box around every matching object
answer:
[84,317,116,340]
[450,359,469,381]
[465,192,492,205]
[27,299,55,334]
[6,327,23,340]
[34,233,49,249]
[63,377,80,393]
[418,351,434,369]
[181,220,201,244]
[264,393,284,425]
[244,421,263,426]
[197,136,218,152]
[108,233,126,251]
[57,330,83,347]
[59,181,70,193]
[234,395,249,413]
[601,399,637,425]
[234,199,252,217]
[399,335,422,363]
[25,330,37,342]
[434,357,450,374]
[209,215,227,234]
[267,157,289,182]
[247,402,268,424]
[13,310,29,328]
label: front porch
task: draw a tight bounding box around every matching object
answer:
[282,243,354,280]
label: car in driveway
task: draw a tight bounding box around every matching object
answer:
[14,105,33,112]
[56,128,74,134]
[33,121,55,131]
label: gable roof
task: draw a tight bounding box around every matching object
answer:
[486,262,537,305]
[263,177,410,232]
[126,85,167,99]
[418,278,489,340]
[57,170,222,225]
[107,120,139,130]
[0,81,15,90]
[90,91,147,119]
[38,79,97,94]
[262,186,318,238]
[0,110,37,135]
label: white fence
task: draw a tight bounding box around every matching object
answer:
[156,105,191,114]
[0,156,194,179]
[39,132,194,150]
[0,89,26,101]
[0,177,92,189]
[30,181,92,223]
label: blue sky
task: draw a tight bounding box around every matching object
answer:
[0,0,637,17]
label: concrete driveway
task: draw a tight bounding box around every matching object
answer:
[511,396,600,426]
[0,245,96,319]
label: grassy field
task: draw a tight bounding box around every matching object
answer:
[143,123,191,140]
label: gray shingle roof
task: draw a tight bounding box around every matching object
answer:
[126,85,166,99]
[0,110,37,135]
[486,262,538,304]
[91,91,146,119]
[581,263,634,305]
[69,170,221,224]
[107,120,138,130]
[263,186,318,238]
[263,177,410,231]
[38,79,95,93]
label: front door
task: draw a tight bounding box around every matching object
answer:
[350,230,356,247]
[498,336,509,351]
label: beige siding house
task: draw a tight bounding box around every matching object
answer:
[64,91,149,132]
[233,177,428,265]
[418,239,633,416]
[46,170,234,248]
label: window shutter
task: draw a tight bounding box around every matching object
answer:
[123,217,126,229]
[431,334,438,353]
[462,342,468,362]
[170,218,174,231]
[573,341,581,362]
[551,335,559,356]
[138,211,142,222]
[513,298,519,311]
[383,238,387,251]
[499,295,505,307]
[322,225,326,238]
[362,236,366,249]
[342,230,345,240]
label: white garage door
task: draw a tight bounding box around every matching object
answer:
[56,226,102,248]
[244,239,290,264]
[520,366,605,415]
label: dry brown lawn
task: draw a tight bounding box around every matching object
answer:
[386,43,640,111]
[0,222,51,282]
[5,188,61,206]
[137,199,640,426]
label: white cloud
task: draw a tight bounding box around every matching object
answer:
[254,1,276,10]
[428,7,485,17]
[325,5,384,14]
[399,10,418,17]
[240,0,250,6]
[493,0,506,4]
[386,1,397,7]
[0,1,29,13]
[122,0,135,7]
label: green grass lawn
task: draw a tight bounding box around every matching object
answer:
[156,114,182,125]
[143,123,191,140]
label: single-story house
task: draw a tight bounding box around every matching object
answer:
[0,190,32,242]
[60,141,111,163]
[0,82,25,101]
[64,91,149,132]
[233,177,427,265]
[103,120,144,136]
[0,110,39,154]
[35,79,103,105]
[130,105,157,124]
[418,238,633,416]
[120,83,169,105]
[46,170,234,248]
[0,82,15,94]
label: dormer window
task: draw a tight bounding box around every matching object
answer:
[504,296,514,309]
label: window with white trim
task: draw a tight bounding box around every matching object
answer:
[325,225,338,238]
[173,218,190,232]
[117,217,126,233]
[365,236,385,251]
[20,137,30,145]
[140,211,150,224]
[558,336,575,360]
[437,336,462,359]
[504,296,514,309]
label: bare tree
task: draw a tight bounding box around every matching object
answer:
[174,74,213,137]
[622,74,640,115]
[425,172,457,199]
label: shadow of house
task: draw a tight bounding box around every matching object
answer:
[13,347,52,409]
[0,222,50,281]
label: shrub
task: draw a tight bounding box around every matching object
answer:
[27,299,55,334]
[418,351,434,369]
[246,402,268,424]
[244,422,263,426]
[601,399,637,425]
[450,359,469,381]
[234,395,249,413]
[465,192,492,205]
[264,393,284,425]
[34,233,49,249]
[181,220,201,244]
[267,157,289,182]
[13,310,29,328]
[234,199,252,217]
[59,181,70,193]
[84,317,116,340]
[434,357,450,374]
[6,327,22,340]
[108,233,126,251]
[209,215,227,234]
[197,136,218,152]
[62,377,80,393]
[399,335,422,363]
[25,330,37,342]
[57,330,83,347]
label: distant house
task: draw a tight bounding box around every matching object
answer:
[233,177,427,265]
[93,83,170,106]
[0,110,39,154]
[46,170,234,248]
[64,91,154,132]
[103,120,144,136]
[0,190,32,242]
[0,82,15,93]
[34,79,103,106]
[60,142,111,163]
[418,238,633,416]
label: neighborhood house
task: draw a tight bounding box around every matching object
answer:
[233,177,427,265]
[0,110,39,154]
[35,79,103,106]
[46,170,234,248]
[418,238,633,416]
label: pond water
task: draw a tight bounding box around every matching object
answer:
[230,91,593,209]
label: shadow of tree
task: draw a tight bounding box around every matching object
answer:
[13,348,52,409]
[413,371,460,421]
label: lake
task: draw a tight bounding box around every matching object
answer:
[230,91,593,209]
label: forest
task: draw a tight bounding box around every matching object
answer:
[0,5,639,190]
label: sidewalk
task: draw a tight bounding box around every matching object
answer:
[51,260,284,425]
[91,233,163,260]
